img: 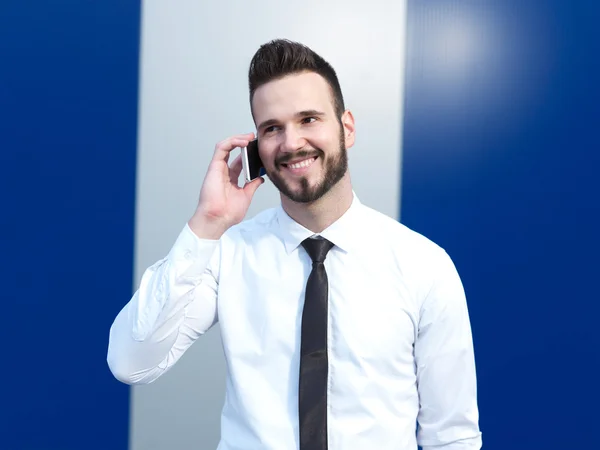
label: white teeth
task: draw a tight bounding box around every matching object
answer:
[288,157,316,169]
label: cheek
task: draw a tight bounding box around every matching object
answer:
[320,124,342,146]
[320,135,341,155]
[300,129,332,152]
[258,145,276,167]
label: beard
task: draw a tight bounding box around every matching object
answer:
[266,128,348,203]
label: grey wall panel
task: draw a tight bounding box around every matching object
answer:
[133,1,407,448]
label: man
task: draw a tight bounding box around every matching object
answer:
[108,39,482,450]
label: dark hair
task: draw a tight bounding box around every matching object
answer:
[248,39,345,119]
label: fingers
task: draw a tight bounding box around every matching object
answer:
[229,154,243,183]
[213,133,255,164]
[243,175,264,199]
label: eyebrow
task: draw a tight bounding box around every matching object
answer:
[257,110,326,131]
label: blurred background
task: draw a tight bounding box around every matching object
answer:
[1,0,598,449]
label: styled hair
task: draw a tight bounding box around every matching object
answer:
[248,39,345,119]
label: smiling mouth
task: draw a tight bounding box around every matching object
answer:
[281,156,318,170]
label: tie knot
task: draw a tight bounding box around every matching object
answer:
[301,237,334,264]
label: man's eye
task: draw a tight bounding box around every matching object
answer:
[303,117,317,124]
[265,126,279,133]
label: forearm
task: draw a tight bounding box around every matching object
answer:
[107,224,220,384]
[107,285,186,384]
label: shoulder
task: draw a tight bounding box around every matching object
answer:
[358,204,462,306]
[360,204,444,253]
[357,203,453,274]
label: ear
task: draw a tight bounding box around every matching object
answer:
[341,110,356,149]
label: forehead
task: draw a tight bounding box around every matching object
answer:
[252,71,335,120]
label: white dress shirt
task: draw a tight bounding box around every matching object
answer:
[108,195,482,450]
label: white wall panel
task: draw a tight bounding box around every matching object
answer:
[133,1,407,448]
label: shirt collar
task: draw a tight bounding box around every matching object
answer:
[275,192,363,254]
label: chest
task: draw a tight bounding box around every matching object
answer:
[217,247,419,370]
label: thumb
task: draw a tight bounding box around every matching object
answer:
[243,176,264,200]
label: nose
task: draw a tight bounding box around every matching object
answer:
[279,127,307,154]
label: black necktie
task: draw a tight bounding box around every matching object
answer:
[299,237,334,450]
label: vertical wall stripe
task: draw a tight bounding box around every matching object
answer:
[0,2,140,449]
[400,1,600,448]
[132,1,407,448]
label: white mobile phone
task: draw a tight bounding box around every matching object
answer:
[241,139,265,183]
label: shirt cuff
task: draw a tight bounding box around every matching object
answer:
[167,223,220,284]
[422,434,482,450]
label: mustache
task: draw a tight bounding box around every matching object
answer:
[276,149,323,165]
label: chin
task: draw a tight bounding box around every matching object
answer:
[285,181,332,204]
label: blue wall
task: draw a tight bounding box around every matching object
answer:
[2,1,599,448]
[0,2,140,449]
[402,1,600,448]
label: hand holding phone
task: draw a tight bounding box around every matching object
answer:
[187,133,264,240]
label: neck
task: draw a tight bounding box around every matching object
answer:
[280,173,354,233]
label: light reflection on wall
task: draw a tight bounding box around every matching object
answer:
[404,1,558,175]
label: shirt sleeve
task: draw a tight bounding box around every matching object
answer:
[107,223,221,385]
[415,249,482,450]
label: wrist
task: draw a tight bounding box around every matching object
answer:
[187,212,230,240]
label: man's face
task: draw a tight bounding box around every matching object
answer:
[252,72,352,203]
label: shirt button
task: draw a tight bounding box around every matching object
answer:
[184,250,192,260]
